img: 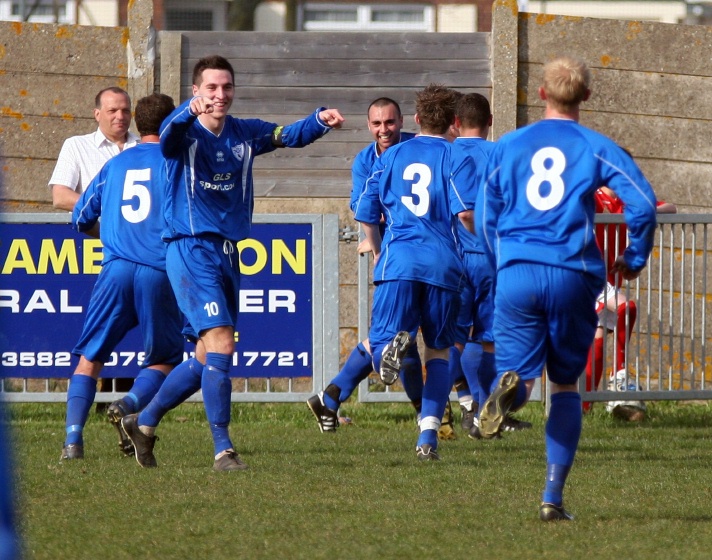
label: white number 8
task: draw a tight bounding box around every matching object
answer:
[526,147,566,211]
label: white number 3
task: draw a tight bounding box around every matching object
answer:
[526,147,566,211]
[401,163,431,217]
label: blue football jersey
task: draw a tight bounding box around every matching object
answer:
[451,137,494,254]
[354,135,475,290]
[160,100,331,242]
[476,119,657,278]
[350,132,416,212]
[73,143,169,270]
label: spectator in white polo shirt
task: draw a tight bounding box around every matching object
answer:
[49,86,139,212]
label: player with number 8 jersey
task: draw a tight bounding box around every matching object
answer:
[475,56,657,521]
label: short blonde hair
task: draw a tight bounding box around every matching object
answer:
[542,56,591,113]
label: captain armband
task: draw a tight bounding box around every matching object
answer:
[272,126,284,146]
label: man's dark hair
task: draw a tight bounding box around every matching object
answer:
[367,97,402,118]
[134,93,175,137]
[95,87,129,109]
[456,93,491,129]
[193,55,235,86]
[415,84,458,134]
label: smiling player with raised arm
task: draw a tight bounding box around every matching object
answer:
[121,55,344,472]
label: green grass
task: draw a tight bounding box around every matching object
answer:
[11,400,712,559]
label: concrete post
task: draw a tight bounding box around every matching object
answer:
[127,0,156,107]
[490,0,519,140]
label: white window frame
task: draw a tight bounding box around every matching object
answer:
[301,3,434,32]
[0,0,74,23]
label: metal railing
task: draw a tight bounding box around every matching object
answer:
[357,214,712,405]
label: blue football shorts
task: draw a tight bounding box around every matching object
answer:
[455,251,495,345]
[493,263,603,386]
[73,258,184,366]
[166,236,240,340]
[369,279,460,358]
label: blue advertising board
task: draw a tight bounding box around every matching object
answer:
[0,220,313,379]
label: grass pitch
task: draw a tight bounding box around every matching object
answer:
[10,400,712,559]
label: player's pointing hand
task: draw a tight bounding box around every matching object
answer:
[319,109,345,129]
[189,96,215,116]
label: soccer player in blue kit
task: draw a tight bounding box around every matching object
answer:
[354,84,476,460]
[61,93,183,461]
[475,56,658,520]
[122,55,344,471]
[307,97,425,432]
[450,93,500,437]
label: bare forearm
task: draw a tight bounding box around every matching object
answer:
[51,185,79,212]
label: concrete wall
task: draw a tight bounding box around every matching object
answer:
[491,0,712,214]
[0,0,155,211]
[0,21,129,210]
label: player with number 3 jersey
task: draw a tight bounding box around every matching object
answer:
[355,84,476,461]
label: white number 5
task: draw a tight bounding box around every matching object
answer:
[121,169,152,223]
[526,147,566,211]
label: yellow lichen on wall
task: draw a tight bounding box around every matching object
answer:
[1,108,22,119]
[55,26,74,39]
[627,21,642,41]
[494,0,519,17]
[536,14,556,24]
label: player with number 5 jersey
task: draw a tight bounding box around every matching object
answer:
[61,94,183,462]
[475,57,657,521]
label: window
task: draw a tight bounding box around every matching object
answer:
[1,0,71,23]
[163,0,228,31]
[165,9,214,31]
[301,3,434,31]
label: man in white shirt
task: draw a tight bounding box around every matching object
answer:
[49,86,139,211]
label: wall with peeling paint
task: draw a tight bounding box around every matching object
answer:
[492,0,712,213]
[0,21,130,211]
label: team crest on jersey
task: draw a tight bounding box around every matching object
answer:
[216,150,225,162]
[232,143,245,161]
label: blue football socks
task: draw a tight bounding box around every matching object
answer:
[139,358,203,428]
[476,350,496,410]
[325,342,372,410]
[449,346,465,385]
[202,352,234,456]
[64,374,97,446]
[417,358,450,448]
[460,342,482,408]
[400,345,424,411]
[542,391,582,505]
[125,367,167,413]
